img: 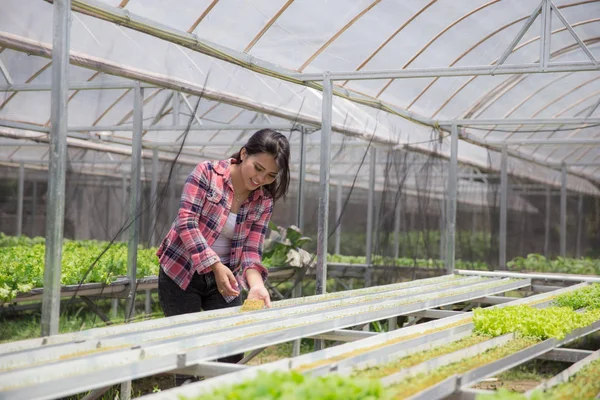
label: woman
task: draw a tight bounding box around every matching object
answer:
[157,129,290,378]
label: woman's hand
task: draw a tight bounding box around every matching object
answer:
[247,285,272,308]
[246,268,271,308]
[210,262,240,297]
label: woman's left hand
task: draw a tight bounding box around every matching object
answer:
[247,284,272,308]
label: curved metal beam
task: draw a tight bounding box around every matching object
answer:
[245,0,294,53]
[298,0,382,72]
[407,1,599,112]
[434,34,600,119]
[341,0,438,87]
[375,0,501,99]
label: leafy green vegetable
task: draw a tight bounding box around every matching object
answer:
[473,305,600,340]
[0,238,159,302]
[554,284,600,309]
[186,370,391,400]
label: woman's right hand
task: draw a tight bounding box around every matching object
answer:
[210,262,240,297]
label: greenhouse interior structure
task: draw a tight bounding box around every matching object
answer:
[1,0,600,399]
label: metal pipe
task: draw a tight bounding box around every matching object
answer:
[172,91,180,126]
[560,163,567,256]
[457,269,600,283]
[439,196,445,260]
[335,184,342,255]
[541,0,552,70]
[576,194,584,257]
[16,163,24,237]
[121,175,128,242]
[448,117,600,126]
[126,82,143,322]
[66,123,296,132]
[297,62,599,81]
[150,148,159,247]
[499,145,508,269]
[487,138,600,145]
[365,148,376,286]
[31,181,37,235]
[393,197,401,259]
[544,186,551,257]
[41,0,71,337]
[316,73,332,296]
[445,123,459,273]
[297,127,306,233]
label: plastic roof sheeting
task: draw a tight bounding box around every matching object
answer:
[0,0,599,195]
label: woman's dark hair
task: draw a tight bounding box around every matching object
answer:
[231,129,290,201]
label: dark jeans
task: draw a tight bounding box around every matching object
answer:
[158,267,243,385]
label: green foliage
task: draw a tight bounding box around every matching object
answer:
[263,223,313,268]
[476,388,544,400]
[0,232,45,247]
[554,284,600,310]
[186,370,391,400]
[507,254,600,275]
[0,237,159,302]
[326,254,489,271]
[389,338,539,399]
[473,305,600,340]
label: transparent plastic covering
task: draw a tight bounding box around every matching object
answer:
[1,0,599,196]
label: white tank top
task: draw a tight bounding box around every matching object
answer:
[211,212,237,265]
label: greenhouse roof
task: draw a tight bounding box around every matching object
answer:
[1,0,599,196]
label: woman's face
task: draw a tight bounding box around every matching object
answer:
[239,150,280,191]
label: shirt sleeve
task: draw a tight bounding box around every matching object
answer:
[175,162,220,272]
[240,198,273,289]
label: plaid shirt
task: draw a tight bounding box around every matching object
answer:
[157,158,272,302]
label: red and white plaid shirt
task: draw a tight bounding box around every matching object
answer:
[157,158,272,301]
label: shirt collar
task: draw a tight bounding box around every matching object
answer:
[213,158,268,201]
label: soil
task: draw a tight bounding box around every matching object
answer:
[473,379,541,392]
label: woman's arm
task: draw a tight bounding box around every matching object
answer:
[175,162,221,272]
[240,199,273,306]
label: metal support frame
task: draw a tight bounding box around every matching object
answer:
[41,0,71,337]
[16,163,24,237]
[334,184,342,255]
[126,82,143,323]
[296,127,306,233]
[560,163,567,257]
[499,145,508,270]
[316,73,332,297]
[445,123,458,274]
[171,90,180,126]
[439,196,445,260]
[365,147,376,287]
[576,194,583,257]
[121,175,128,242]
[544,186,551,257]
[150,148,159,247]
[393,197,401,259]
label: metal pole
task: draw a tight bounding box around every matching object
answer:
[297,127,306,233]
[314,73,332,352]
[439,197,445,260]
[544,186,551,257]
[393,196,401,259]
[365,148,376,287]
[292,128,306,356]
[150,148,159,247]
[576,194,583,257]
[316,73,332,297]
[172,91,180,126]
[499,145,508,270]
[560,163,567,257]
[334,184,342,255]
[41,0,71,337]
[31,181,37,235]
[16,163,24,237]
[121,175,128,242]
[445,123,459,274]
[126,82,143,322]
